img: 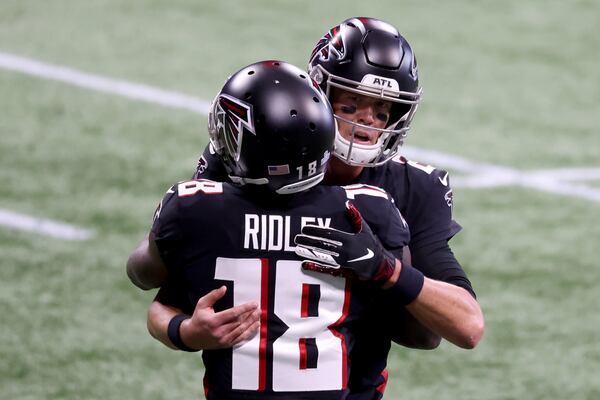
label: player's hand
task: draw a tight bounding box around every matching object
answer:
[294,201,397,284]
[180,286,260,350]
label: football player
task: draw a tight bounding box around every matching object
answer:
[128,60,422,399]
[130,17,485,400]
[302,17,485,398]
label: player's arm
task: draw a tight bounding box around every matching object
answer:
[130,234,262,350]
[383,258,483,349]
[390,236,481,348]
[127,186,179,290]
[386,306,442,349]
[397,168,483,348]
[127,232,168,290]
[358,308,440,350]
[147,288,184,350]
[295,197,441,349]
[298,236,483,349]
[376,246,441,349]
[147,285,261,351]
[295,202,484,349]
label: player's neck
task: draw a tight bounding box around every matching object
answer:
[324,157,364,185]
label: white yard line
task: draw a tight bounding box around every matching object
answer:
[0,52,211,114]
[527,168,600,182]
[0,208,94,241]
[403,146,600,203]
[0,49,598,241]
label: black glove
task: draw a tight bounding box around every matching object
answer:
[294,201,397,284]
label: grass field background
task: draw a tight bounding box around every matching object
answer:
[1,1,599,399]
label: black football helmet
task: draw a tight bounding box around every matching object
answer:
[208,60,335,194]
[308,17,422,166]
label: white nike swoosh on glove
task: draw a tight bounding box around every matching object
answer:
[347,248,374,263]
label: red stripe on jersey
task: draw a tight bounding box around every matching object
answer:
[376,368,389,395]
[327,279,351,388]
[203,372,209,397]
[299,338,308,370]
[301,283,310,318]
[258,258,269,391]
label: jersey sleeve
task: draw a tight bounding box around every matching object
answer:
[192,142,229,181]
[411,238,476,298]
[380,202,410,260]
[408,167,461,249]
[405,167,475,297]
[150,185,185,271]
[155,272,194,314]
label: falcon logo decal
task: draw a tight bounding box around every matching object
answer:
[195,155,208,176]
[444,189,454,208]
[310,24,347,63]
[214,94,255,162]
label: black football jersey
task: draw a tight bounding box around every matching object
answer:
[152,179,409,400]
[192,144,476,400]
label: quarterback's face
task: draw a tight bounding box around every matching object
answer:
[331,88,392,145]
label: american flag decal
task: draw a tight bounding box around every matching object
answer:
[268,164,290,175]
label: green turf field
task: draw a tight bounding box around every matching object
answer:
[1,1,599,399]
